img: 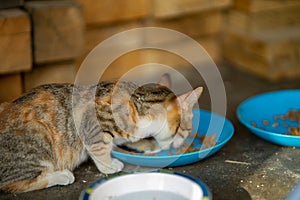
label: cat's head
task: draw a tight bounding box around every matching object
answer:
[172,86,203,148]
[133,74,203,150]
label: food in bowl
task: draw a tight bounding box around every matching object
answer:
[175,133,217,154]
[116,132,218,156]
[275,109,300,121]
[251,109,300,136]
[288,127,300,136]
[276,109,300,136]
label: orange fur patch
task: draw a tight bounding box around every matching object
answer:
[166,99,180,135]
[2,173,48,193]
[129,100,137,125]
[99,95,111,106]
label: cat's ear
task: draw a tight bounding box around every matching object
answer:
[177,87,203,110]
[158,73,171,88]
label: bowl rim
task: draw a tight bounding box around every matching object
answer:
[79,170,211,200]
[237,89,300,139]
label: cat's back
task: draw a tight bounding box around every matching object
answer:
[0,84,77,130]
[94,80,137,98]
[13,83,74,106]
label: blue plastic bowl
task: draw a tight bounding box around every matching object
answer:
[237,90,300,147]
[112,109,234,167]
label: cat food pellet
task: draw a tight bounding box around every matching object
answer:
[280,110,300,121]
[263,120,269,126]
[176,149,186,154]
[119,132,218,156]
[272,122,279,127]
[274,109,300,136]
[148,153,158,156]
[251,110,300,136]
[288,127,300,136]
[200,134,217,149]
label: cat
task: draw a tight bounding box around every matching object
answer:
[0,74,202,193]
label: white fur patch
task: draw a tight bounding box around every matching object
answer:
[135,118,169,139]
[135,117,174,150]
[77,149,89,166]
[46,170,75,188]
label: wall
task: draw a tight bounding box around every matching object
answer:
[0,0,299,102]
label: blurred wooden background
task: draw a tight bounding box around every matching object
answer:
[0,0,299,102]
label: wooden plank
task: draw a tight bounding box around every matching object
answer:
[223,28,300,81]
[99,50,146,81]
[77,0,149,26]
[0,73,23,102]
[0,9,30,34]
[234,0,300,13]
[228,6,300,33]
[24,61,78,91]
[196,35,221,63]
[81,35,221,84]
[97,49,193,82]
[151,10,223,38]
[25,1,84,64]
[85,21,143,53]
[152,0,232,19]
[0,0,23,9]
[0,9,31,74]
[143,35,221,65]
[224,44,300,81]
[84,11,222,54]
[225,27,300,60]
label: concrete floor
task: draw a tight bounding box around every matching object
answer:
[1,63,300,200]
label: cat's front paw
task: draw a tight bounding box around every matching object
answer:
[99,159,124,174]
[46,169,75,188]
[172,130,189,148]
[111,158,124,172]
[172,136,185,149]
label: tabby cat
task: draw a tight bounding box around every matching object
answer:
[0,74,202,193]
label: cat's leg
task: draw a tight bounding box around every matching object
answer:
[87,133,124,174]
[45,169,75,188]
[3,169,75,193]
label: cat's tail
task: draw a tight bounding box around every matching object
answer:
[0,102,10,113]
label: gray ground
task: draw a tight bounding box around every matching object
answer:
[1,63,300,200]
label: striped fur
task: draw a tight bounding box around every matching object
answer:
[0,75,202,193]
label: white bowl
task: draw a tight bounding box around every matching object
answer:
[82,172,204,200]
